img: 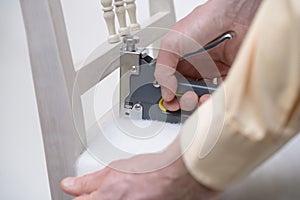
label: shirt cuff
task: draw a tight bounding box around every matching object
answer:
[180,87,293,190]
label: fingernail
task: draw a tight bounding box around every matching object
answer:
[62,177,75,188]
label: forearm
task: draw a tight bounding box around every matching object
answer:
[180,0,300,190]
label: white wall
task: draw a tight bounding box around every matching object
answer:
[0,1,206,199]
[0,1,51,200]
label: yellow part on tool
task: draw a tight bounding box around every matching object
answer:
[158,94,183,112]
[158,98,167,112]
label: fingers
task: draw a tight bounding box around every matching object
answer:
[179,91,199,111]
[163,93,212,112]
[199,94,211,105]
[163,98,180,112]
[155,7,228,106]
[72,175,126,200]
[61,168,108,196]
[73,191,101,200]
[155,2,232,110]
[155,60,178,102]
[73,194,89,200]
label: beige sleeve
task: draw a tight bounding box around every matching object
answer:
[180,0,300,190]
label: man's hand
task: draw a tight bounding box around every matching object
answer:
[155,0,262,111]
[61,139,220,200]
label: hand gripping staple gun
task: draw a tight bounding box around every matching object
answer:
[119,33,234,123]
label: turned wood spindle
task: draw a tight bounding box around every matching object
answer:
[125,0,141,31]
[114,0,130,36]
[101,0,120,43]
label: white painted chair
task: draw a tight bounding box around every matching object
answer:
[20,0,176,199]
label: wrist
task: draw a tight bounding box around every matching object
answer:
[163,138,221,197]
[172,155,221,199]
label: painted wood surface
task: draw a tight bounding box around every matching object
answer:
[20,0,84,199]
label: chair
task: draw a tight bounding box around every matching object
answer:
[20,0,176,199]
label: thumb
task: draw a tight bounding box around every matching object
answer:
[61,169,108,196]
[154,60,178,101]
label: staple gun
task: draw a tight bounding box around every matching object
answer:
[119,33,234,123]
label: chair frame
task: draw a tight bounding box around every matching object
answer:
[19,0,176,199]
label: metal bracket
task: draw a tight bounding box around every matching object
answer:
[120,35,141,118]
